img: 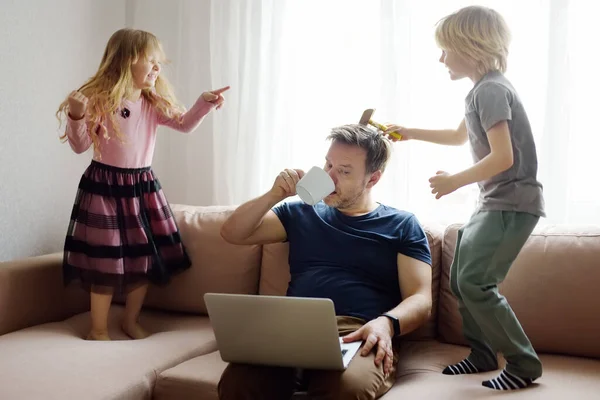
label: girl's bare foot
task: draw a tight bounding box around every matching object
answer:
[121,321,150,340]
[86,330,111,341]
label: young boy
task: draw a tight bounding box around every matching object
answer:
[385,6,544,390]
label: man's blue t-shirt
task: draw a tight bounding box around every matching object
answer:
[272,201,432,322]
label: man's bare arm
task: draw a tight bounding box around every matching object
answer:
[381,253,433,335]
[220,168,305,245]
[220,194,287,245]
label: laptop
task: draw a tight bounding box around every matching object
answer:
[204,293,363,370]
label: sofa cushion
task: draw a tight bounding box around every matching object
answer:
[155,351,311,399]
[438,224,600,359]
[156,340,600,400]
[142,205,263,315]
[390,340,600,399]
[0,306,216,400]
[259,224,443,340]
[154,350,227,400]
[259,241,290,296]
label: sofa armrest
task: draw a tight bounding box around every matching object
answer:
[0,252,89,336]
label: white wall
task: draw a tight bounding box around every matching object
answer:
[0,0,127,261]
[0,0,215,262]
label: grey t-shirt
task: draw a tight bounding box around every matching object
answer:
[464,71,545,217]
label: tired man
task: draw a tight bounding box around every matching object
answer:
[219,124,433,399]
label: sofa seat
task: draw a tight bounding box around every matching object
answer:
[154,350,313,400]
[152,339,600,399]
[154,350,225,400]
[390,340,600,399]
[0,306,216,400]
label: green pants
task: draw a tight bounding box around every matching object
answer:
[450,210,542,379]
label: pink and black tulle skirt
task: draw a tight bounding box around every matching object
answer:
[62,160,190,293]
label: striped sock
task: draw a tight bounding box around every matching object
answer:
[442,359,484,375]
[482,369,534,390]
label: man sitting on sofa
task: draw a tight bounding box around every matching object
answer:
[218,124,433,400]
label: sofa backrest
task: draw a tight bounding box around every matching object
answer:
[258,225,444,340]
[142,205,262,314]
[146,204,443,342]
[0,253,89,335]
[437,224,600,359]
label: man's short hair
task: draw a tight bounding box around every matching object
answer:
[327,124,393,173]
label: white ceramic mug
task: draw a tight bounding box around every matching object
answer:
[296,166,335,205]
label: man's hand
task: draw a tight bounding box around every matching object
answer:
[429,171,460,199]
[342,317,394,376]
[269,168,305,201]
[201,86,230,109]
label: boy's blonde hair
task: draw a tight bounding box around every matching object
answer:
[435,6,511,76]
[56,28,185,158]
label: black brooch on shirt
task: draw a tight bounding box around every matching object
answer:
[120,107,131,119]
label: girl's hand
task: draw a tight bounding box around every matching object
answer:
[202,86,230,110]
[383,124,410,142]
[67,90,88,120]
[429,171,460,199]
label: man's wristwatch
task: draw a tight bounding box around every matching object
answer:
[380,314,401,337]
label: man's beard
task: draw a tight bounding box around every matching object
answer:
[325,184,367,210]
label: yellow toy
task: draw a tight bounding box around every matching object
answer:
[359,108,402,140]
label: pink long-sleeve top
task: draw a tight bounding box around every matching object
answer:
[65,95,215,168]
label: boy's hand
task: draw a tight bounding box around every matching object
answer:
[383,124,409,142]
[429,171,459,199]
[202,86,230,110]
[67,91,88,120]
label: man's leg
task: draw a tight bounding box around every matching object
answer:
[456,211,542,389]
[444,220,498,375]
[217,362,296,400]
[305,317,399,400]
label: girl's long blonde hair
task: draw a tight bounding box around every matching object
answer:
[435,6,511,76]
[56,28,185,158]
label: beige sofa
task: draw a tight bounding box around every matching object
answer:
[1,204,599,400]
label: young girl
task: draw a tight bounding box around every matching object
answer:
[385,6,544,390]
[57,28,229,341]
